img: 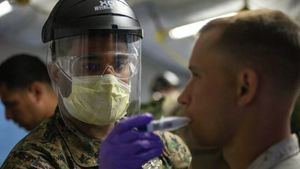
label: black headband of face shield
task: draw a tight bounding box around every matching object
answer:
[50,31,139,61]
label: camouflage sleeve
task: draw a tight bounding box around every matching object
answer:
[156,131,192,169]
[1,150,54,169]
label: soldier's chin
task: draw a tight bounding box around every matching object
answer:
[19,123,31,131]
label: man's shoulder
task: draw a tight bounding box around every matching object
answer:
[20,116,61,147]
[1,117,66,168]
[273,152,300,169]
[155,131,192,169]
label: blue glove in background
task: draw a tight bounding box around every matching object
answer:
[99,113,164,169]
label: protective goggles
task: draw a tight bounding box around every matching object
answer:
[48,32,142,80]
[55,52,138,79]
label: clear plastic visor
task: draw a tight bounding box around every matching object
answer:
[47,32,142,116]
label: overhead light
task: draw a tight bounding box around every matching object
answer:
[0,1,12,18]
[169,12,237,39]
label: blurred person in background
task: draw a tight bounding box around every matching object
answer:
[141,70,182,119]
[0,53,57,131]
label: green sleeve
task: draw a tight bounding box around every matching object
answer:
[157,131,192,169]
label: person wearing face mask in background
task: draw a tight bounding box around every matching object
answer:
[0,0,191,168]
[0,54,57,131]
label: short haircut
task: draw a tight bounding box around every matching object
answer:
[201,9,300,94]
[0,53,51,90]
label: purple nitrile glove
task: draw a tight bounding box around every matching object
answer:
[98,113,164,169]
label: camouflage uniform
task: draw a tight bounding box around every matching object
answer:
[1,110,191,169]
[141,98,165,119]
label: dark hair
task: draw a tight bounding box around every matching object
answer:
[201,9,300,93]
[0,53,51,90]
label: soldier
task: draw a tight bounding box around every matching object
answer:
[0,0,191,168]
[177,9,300,169]
[0,54,57,131]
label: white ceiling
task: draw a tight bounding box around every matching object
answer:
[0,0,300,74]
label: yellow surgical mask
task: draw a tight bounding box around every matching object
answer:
[62,74,130,126]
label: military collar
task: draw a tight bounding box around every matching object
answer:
[248,134,300,169]
[54,111,100,168]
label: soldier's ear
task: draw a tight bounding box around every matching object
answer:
[237,68,258,106]
[27,82,46,103]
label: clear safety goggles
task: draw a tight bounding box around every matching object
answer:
[48,31,142,80]
[55,52,138,79]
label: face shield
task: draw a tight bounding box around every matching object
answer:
[47,31,142,126]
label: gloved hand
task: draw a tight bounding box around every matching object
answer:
[99,113,164,169]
